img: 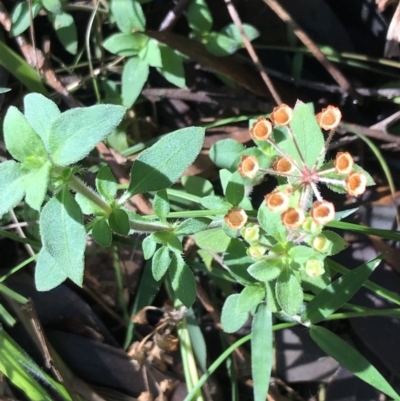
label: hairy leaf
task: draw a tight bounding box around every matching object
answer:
[152,246,171,281]
[221,294,248,333]
[0,161,25,216]
[122,57,149,108]
[96,166,118,202]
[169,253,196,307]
[35,248,68,291]
[23,161,51,211]
[110,0,145,33]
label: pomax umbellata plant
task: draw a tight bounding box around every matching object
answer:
[2,94,399,401]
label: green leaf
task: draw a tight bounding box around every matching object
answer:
[40,189,86,286]
[152,231,182,253]
[3,106,46,162]
[221,294,248,333]
[205,32,239,56]
[251,303,272,401]
[0,87,10,94]
[92,218,112,247]
[265,281,279,312]
[209,139,244,170]
[110,0,145,33]
[49,104,126,166]
[288,245,320,263]
[41,0,62,14]
[181,175,213,197]
[122,57,149,108]
[302,255,382,324]
[310,325,400,400]
[153,189,170,222]
[140,39,162,67]
[35,248,68,291]
[194,227,230,253]
[152,246,171,281]
[96,166,118,202]
[258,203,286,242]
[221,23,260,45]
[187,0,212,34]
[237,285,265,313]
[142,235,157,260]
[186,307,207,372]
[75,193,104,215]
[276,269,303,315]
[248,259,282,282]
[174,218,210,236]
[49,12,78,55]
[23,161,51,211]
[108,208,130,235]
[0,161,25,216]
[225,171,245,206]
[157,46,186,88]
[169,253,196,307]
[200,195,231,210]
[127,127,205,196]
[103,33,148,57]
[10,1,42,37]
[23,93,60,151]
[323,230,348,255]
[284,101,325,169]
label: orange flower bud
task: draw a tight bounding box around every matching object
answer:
[272,156,295,173]
[265,191,290,212]
[345,172,367,196]
[310,200,335,225]
[334,152,353,175]
[224,207,248,230]
[316,105,342,130]
[305,259,325,277]
[270,104,293,126]
[238,155,259,179]
[250,117,273,141]
[281,207,305,229]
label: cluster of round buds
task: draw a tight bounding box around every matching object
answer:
[316,105,342,130]
[224,207,248,230]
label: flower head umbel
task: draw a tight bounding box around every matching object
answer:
[250,117,273,141]
[270,104,293,126]
[238,155,259,179]
[224,208,248,230]
[316,105,342,130]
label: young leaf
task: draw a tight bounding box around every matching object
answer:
[221,294,248,333]
[200,195,231,210]
[258,203,286,242]
[276,269,303,316]
[182,175,213,197]
[41,0,62,14]
[108,209,130,235]
[157,46,186,88]
[209,138,244,170]
[248,259,282,282]
[92,218,112,247]
[225,171,245,206]
[142,235,157,260]
[110,0,145,33]
[322,230,348,255]
[187,0,212,34]
[221,23,260,45]
[49,104,126,166]
[205,32,239,56]
[122,57,149,108]
[251,303,272,401]
[40,189,86,286]
[265,281,279,313]
[49,12,78,55]
[302,255,382,324]
[35,248,68,291]
[288,245,320,263]
[152,231,182,253]
[3,106,46,162]
[152,246,171,281]
[153,189,170,222]
[103,33,148,57]
[237,285,265,313]
[0,161,25,216]
[140,39,162,68]
[23,93,60,150]
[169,253,196,307]
[174,218,210,236]
[96,166,118,203]
[127,127,205,196]
[75,193,104,216]
[10,1,42,37]
[310,325,400,400]
[194,227,231,253]
[23,161,51,211]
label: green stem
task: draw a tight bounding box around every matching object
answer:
[0,283,28,304]
[326,308,400,320]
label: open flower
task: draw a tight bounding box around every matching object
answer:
[310,200,335,225]
[270,104,293,126]
[281,207,305,228]
[224,207,248,230]
[238,155,259,179]
[305,259,325,277]
[272,156,295,174]
[250,117,273,141]
[316,105,341,130]
[334,152,353,175]
[265,191,290,212]
[345,172,367,196]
